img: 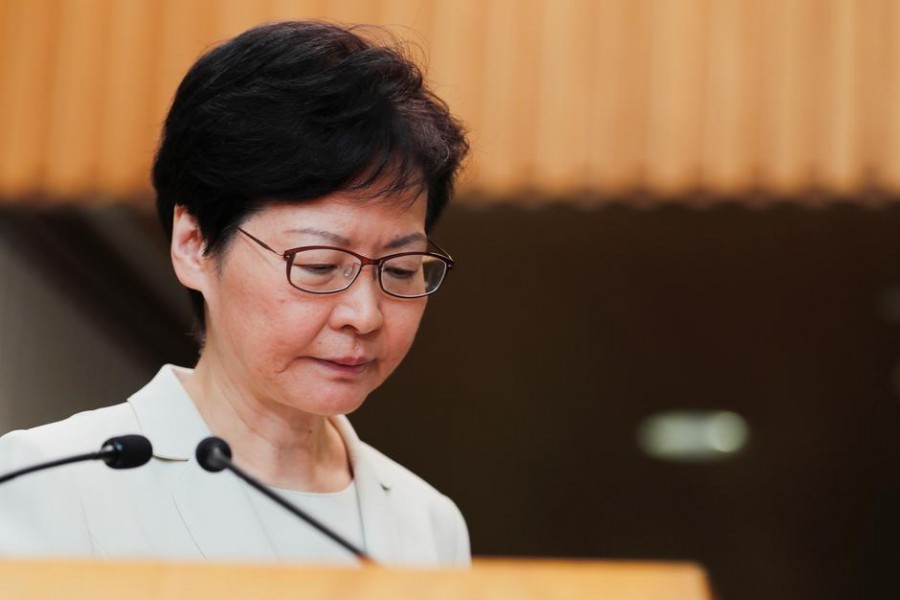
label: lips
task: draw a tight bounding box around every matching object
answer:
[312,356,373,376]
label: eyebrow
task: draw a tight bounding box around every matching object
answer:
[384,233,427,250]
[285,229,427,251]
[286,228,351,246]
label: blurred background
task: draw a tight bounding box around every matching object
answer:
[2,1,900,598]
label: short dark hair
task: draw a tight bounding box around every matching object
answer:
[152,21,468,336]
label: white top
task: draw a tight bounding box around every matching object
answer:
[250,481,365,563]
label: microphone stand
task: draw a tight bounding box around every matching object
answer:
[0,451,102,485]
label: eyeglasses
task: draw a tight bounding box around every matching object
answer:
[236,227,455,299]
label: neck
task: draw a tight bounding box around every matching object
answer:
[181,352,352,492]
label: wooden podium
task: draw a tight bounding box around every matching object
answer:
[0,559,712,599]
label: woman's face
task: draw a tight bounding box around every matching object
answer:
[183,193,429,417]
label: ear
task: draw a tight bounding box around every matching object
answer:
[170,205,210,293]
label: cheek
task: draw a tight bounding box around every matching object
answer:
[382,302,426,365]
[211,276,329,358]
[253,296,331,351]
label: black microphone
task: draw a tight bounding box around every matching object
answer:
[0,434,153,485]
[195,436,371,562]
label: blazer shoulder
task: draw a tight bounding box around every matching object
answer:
[0,402,139,465]
[0,404,137,558]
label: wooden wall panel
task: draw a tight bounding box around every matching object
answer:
[0,0,898,206]
[0,0,56,198]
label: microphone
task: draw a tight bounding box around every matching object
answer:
[195,436,371,562]
[0,434,153,485]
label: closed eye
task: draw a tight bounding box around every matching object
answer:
[383,266,417,279]
[296,263,338,274]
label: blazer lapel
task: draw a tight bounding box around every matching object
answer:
[331,416,403,564]
[128,365,276,562]
[170,457,276,561]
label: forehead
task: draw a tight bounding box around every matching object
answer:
[247,190,427,239]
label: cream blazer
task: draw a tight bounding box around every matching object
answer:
[0,366,469,565]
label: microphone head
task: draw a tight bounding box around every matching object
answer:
[101,435,153,469]
[196,436,232,472]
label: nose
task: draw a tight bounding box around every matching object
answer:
[329,265,384,334]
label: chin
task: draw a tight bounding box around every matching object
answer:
[273,362,380,416]
[291,387,371,417]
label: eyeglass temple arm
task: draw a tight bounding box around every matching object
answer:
[237,227,284,258]
[429,239,455,267]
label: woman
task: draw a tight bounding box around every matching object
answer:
[0,21,469,565]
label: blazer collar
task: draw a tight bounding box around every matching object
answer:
[127,364,210,460]
[127,365,401,563]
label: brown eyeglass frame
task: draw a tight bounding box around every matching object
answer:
[236,227,455,298]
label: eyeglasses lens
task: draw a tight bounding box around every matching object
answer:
[381,255,448,297]
[289,248,361,293]
[288,249,448,297]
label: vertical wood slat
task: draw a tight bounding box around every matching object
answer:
[96,0,160,197]
[701,0,748,196]
[43,0,109,199]
[465,0,544,200]
[153,0,219,141]
[739,1,766,198]
[533,0,594,198]
[0,0,56,199]
[1,0,899,206]
[759,0,812,196]
[830,0,859,194]
[615,0,653,196]
[586,0,625,196]
[645,0,707,196]
[857,0,891,196]
[426,0,487,203]
[885,0,900,191]
[324,0,383,25]
[214,0,276,42]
